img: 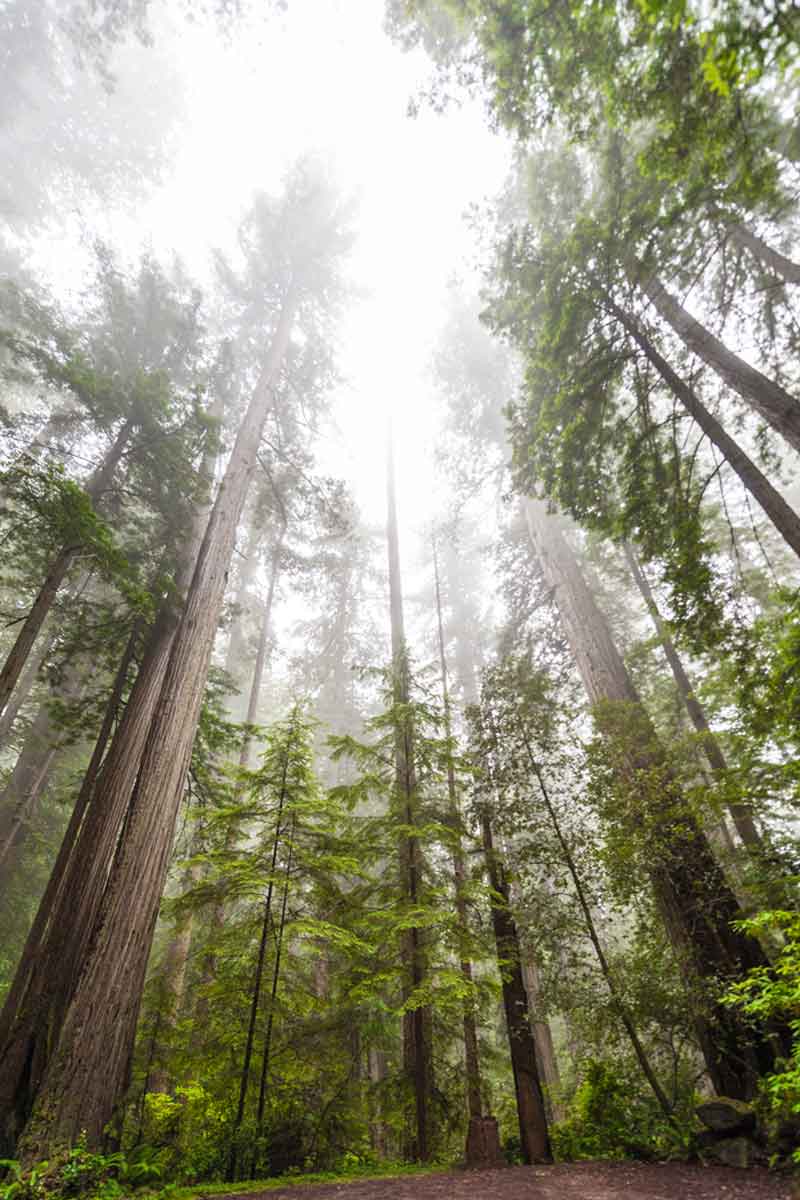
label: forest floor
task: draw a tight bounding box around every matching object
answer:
[204,1162,797,1200]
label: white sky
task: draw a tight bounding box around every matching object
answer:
[107,0,510,551]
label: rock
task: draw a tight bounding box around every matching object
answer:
[700,1135,755,1168]
[465,1115,504,1167]
[695,1097,757,1135]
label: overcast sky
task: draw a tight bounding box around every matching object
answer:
[91,0,509,553]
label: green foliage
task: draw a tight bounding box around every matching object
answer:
[140,1086,228,1183]
[0,1138,163,1200]
[550,1059,691,1161]
[725,909,800,1158]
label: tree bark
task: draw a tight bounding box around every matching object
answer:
[0,621,140,1153]
[17,294,296,1158]
[519,737,674,1121]
[147,855,203,1097]
[623,543,763,851]
[386,426,431,1163]
[630,262,800,453]
[605,294,800,561]
[521,959,562,1121]
[228,739,291,1181]
[727,222,800,286]
[524,499,788,1099]
[432,537,483,1124]
[0,417,134,722]
[479,807,550,1163]
[0,627,50,746]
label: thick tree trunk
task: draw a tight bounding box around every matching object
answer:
[605,295,800,561]
[727,223,800,286]
[480,808,550,1163]
[623,544,763,851]
[630,262,800,453]
[0,418,134,722]
[17,295,296,1158]
[524,499,788,1099]
[521,959,562,1121]
[0,623,140,1153]
[387,427,431,1163]
[147,856,202,1096]
[432,538,482,1124]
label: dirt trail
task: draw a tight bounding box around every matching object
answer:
[212,1162,796,1200]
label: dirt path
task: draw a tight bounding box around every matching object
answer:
[211,1162,796,1200]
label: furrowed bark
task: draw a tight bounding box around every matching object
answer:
[623,543,763,852]
[479,806,550,1163]
[17,295,296,1157]
[630,262,800,453]
[605,294,800,561]
[524,499,788,1099]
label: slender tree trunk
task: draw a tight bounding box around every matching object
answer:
[524,499,788,1099]
[727,222,800,286]
[17,295,297,1158]
[0,629,50,746]
[623,543,763,851]
[386,426,430,1163]
[254,813,296,1156]
[605,294,800,560]
[0,418,134,721]
[228,745,291,1181]
[519,734,674,1120]
[630,262,800,453]
[432,538,482,1124]
[479,807,550,1163]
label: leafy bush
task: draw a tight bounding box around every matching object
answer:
[0,1138,162,1200]
[140,1084,229,1182]
[550,1059,688,1162]
[725,909,800,1162]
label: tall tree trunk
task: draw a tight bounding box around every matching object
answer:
[386,426,431,1163]
[16,296,297,1159]
[518,733,674,1120]
[604,294,800,560]
[0,628,51,746]
[726,222,800,286]
[432,537,482,1124]
[254,813,296,1157]
[623,543,763,851]
[630,262,800,453]
[147,854,203,1097]
[224,521,263,722]
[524,499,788,1099]
[228,741,291,1181]
[0,389,220,1149]
[479,807,550,1163]
[521,959,562,1121]
[0,622,140,1153]
[0,418,134,722]
[196,531,285,1026]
